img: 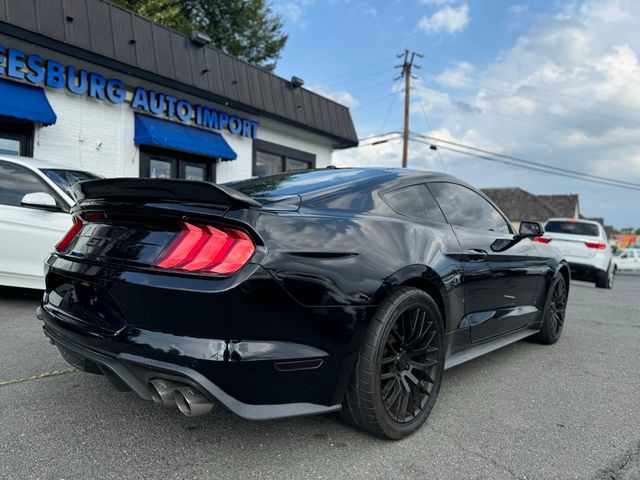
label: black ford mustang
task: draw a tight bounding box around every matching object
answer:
[39,168,569,439]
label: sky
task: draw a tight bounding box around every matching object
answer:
[271,0,640,229]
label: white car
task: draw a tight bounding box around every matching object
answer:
[536,218,614,289]
[0,155,99,289]
[615,248,640,272]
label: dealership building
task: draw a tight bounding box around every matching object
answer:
[0,0,357,183]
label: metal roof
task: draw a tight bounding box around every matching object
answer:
[0,0,358,147]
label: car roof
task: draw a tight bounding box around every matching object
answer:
[226,167,461,201]
[546,217,602,226]
[0,153,86,171]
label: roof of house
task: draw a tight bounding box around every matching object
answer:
[538,194,579,218]
[481,187,558,223]
[0,0,358,147]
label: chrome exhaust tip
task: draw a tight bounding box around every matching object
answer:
[148,379,183,408]
[174,386,214,417]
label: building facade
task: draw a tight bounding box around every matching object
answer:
[0,0,357,183]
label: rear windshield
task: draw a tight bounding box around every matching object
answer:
[41,169,100,193]
[226,168,386,201]
[545,221,599,236]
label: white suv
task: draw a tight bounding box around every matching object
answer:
[536,218,614,289]
[0,155,99,289]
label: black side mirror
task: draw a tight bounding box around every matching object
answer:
[491,221,544,252]
[519,221,544,239]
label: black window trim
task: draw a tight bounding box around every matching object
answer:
[0,119,34,157]
[139,147,216,183]
[427,180,516,235]
[252,139,316,176]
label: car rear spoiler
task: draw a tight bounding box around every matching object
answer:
[70,178,262,209]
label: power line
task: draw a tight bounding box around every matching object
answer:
[412,132,640,188]
[349,79,399,95]
[327,67,396,88]
[411,85,603,136]
[353,92,397,110]
[315,58,396,84]
[409,136,640,191]
[414,90,447,172]
[358,131,402,143]
[379,78,403,134]
[416,70,637,128]
[356,135,403,147]
[416,64,637,125]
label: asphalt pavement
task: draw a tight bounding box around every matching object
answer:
[1,275,639,480]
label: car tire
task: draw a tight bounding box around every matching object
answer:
[532,274,568,345]
[595,263,614,289]
[341,286,445,440]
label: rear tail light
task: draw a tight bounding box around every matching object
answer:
[155,222,255,275]
[585,241,606,250]
[534,237,552,244]
[55,217,84,253]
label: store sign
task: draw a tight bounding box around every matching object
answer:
[0,45,259,138]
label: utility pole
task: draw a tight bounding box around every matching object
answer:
[395,50,423,168]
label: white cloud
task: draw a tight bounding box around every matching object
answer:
[274,2,306,25]
[364,6,378,17]
[307,84,359,109]
[418,3,470,34]
[419,0,458,6]
[508,4,529,15]
[435,61,474,88]
[340,0,640,227]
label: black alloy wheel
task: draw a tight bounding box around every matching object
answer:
[380,305,439,424]
[341,286,444,439]
[533,274,568,344]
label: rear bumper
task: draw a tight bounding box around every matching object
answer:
[42,316,341,420]
[567,262,606,282]
[40,257,373,418]
[564,253,610,273]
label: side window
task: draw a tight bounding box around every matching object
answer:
[0,161,57,207]
[429,182,511,234]
[382,184,446,223]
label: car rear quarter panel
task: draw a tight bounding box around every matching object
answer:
[226,206,466,334]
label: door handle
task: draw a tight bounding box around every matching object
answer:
[468,249,488,262]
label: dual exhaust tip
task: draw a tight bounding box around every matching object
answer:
[148,379,213,417]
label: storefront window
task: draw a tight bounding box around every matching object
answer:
[183,164,206,181]
[256,151,284,176]
[149,158,173,179]
[140,149,215,182]
[253,139,315,177]
[0,122,34,157]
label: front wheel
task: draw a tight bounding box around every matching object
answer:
[341,286,445,439]
[532,274,568,345]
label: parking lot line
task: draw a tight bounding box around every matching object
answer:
[0,368,76,388]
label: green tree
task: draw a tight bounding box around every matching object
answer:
[112,0,287,70]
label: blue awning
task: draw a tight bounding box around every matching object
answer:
[134,114,237,161]
[0,79,57,126]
